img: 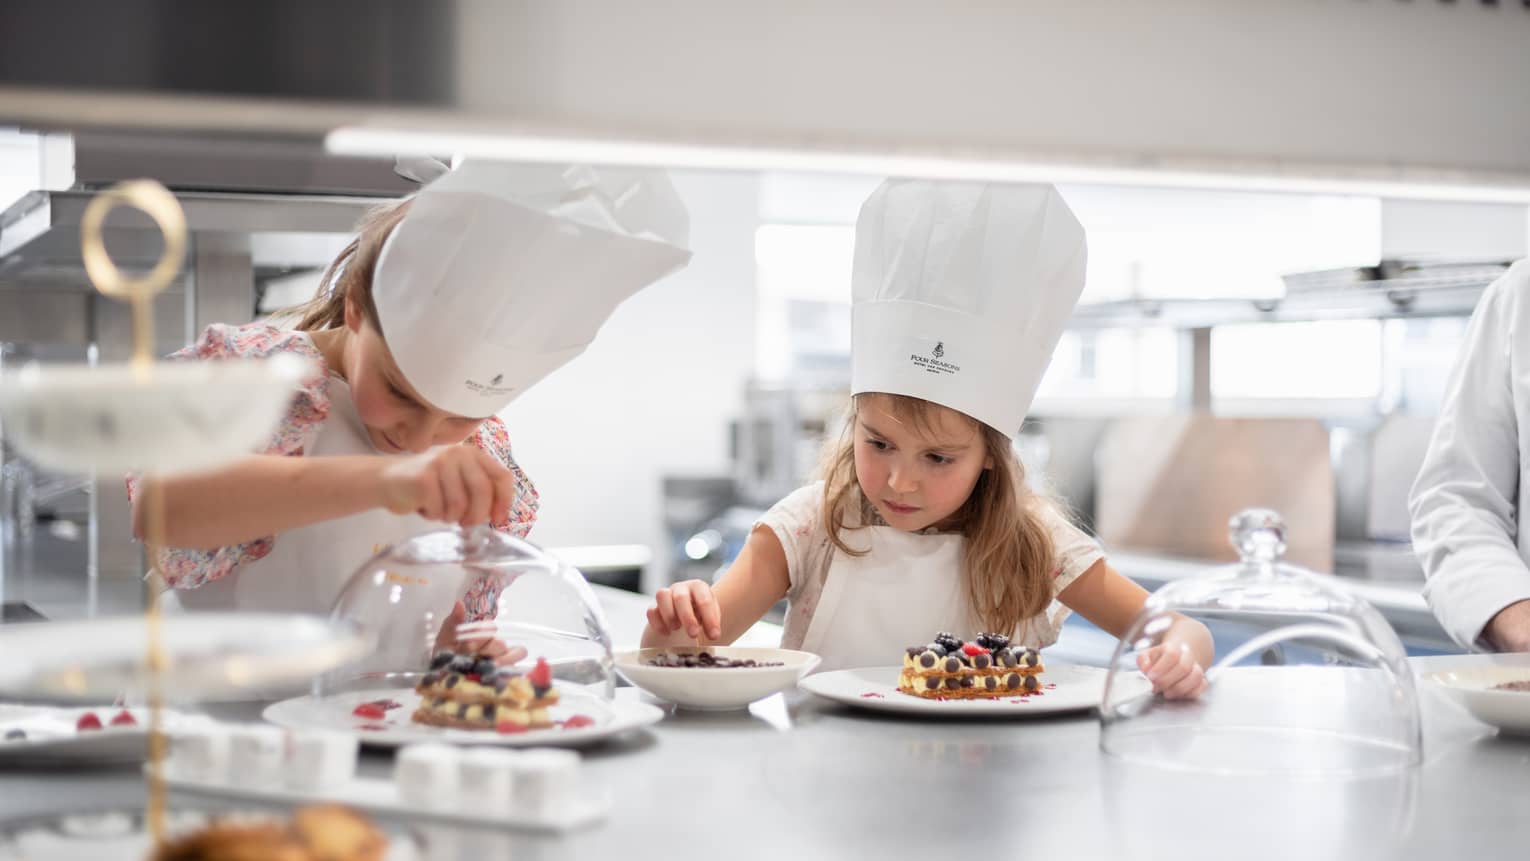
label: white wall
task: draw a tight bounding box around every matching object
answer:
[498,171,759,580]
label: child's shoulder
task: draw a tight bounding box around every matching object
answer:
[177,322,326,368]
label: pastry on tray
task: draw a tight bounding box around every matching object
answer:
[411,650,559,731]
[150,804,386,861]
[897,632,1043,699]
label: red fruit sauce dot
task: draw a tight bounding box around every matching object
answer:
[358,724,387,732]
[351,703,387,720]
[75,713,102,731]
[109,710,137,727]
[562,714,595,729]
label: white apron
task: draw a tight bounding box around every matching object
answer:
[163,376,439,616]
[799,527,970,673]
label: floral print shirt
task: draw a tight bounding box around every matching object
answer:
[126,323,540,608]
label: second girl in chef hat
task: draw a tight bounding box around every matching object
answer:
[643,179,1211,697]
[131,160,692,627]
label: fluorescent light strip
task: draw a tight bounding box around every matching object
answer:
[327,126,1530,204]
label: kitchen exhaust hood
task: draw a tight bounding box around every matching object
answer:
[2,1,1530,201]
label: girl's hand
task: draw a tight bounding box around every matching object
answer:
[380,446,516,528]
[646,580,722,641]
[1137,642,1208,700]
[433,601,528,666]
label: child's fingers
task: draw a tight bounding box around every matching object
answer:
[1162,664,1208,700]
[654,589,679,631]
[439,464,468,524]
[688,583,722,640]
[459,458,493,526]
[646,606,672,636]
[489,463,514,526]
[416,472,445,521]
[672,588,703,638]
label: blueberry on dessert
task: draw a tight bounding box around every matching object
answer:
[933,632,963,653]
[429,651,455,670]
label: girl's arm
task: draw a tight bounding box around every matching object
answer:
[641,524,792,648]
[133,445,521,549]
[1058,559,1214,698]
[133,454,389,549]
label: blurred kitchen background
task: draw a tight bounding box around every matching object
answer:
[2,0,1528,661]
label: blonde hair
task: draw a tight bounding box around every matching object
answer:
[278,199,413,333]
[820,393,1058,636]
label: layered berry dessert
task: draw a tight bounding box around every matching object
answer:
[412,650,559,732]
[898,632,1043,699]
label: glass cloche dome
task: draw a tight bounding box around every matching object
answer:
[1099,508,1422,778]
[309,526,616,735]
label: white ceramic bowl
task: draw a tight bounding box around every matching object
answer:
[0,353,312,475]
[1424,665,1530,735]
[614,647,821,711]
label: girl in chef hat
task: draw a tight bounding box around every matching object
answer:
[643,179,1211,698]
[129,160,692,624]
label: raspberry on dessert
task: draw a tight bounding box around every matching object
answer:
[109,710,137,727]
[960,643,990,657]
[528,657,552,690]
[76,713,102,731]
[351,703,387,720]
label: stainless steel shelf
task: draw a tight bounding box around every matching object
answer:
[1070,275,1493,330]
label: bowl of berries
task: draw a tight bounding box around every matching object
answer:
[613,647,821,711]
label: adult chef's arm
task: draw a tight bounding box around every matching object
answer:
[1409,263,1530,652]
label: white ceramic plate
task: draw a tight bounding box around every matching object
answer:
[0,705,188,766]
[0,614,371,703]
[800,661,1133,717]
[263,687,663,749]
[614,647,821,711]
[1424,665,1530,735]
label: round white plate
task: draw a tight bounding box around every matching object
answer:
[0,614,371,703]
[800,661,1123,717]
[263,687,663,749]
[1424,665,1530,735]
[614,647,821,711]
[0,705,189,766]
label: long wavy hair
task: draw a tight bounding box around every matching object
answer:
[819,393,1058,635]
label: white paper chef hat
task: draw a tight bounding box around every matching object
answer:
[372,160,692,417]
[851,180,1086,438]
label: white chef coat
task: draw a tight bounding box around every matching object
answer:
[1409,259,1530,650]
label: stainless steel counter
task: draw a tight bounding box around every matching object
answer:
[0,590,1524,860]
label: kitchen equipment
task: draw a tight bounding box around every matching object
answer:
[1099,508,1422,777]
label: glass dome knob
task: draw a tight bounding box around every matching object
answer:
[1229,508,1287,563]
